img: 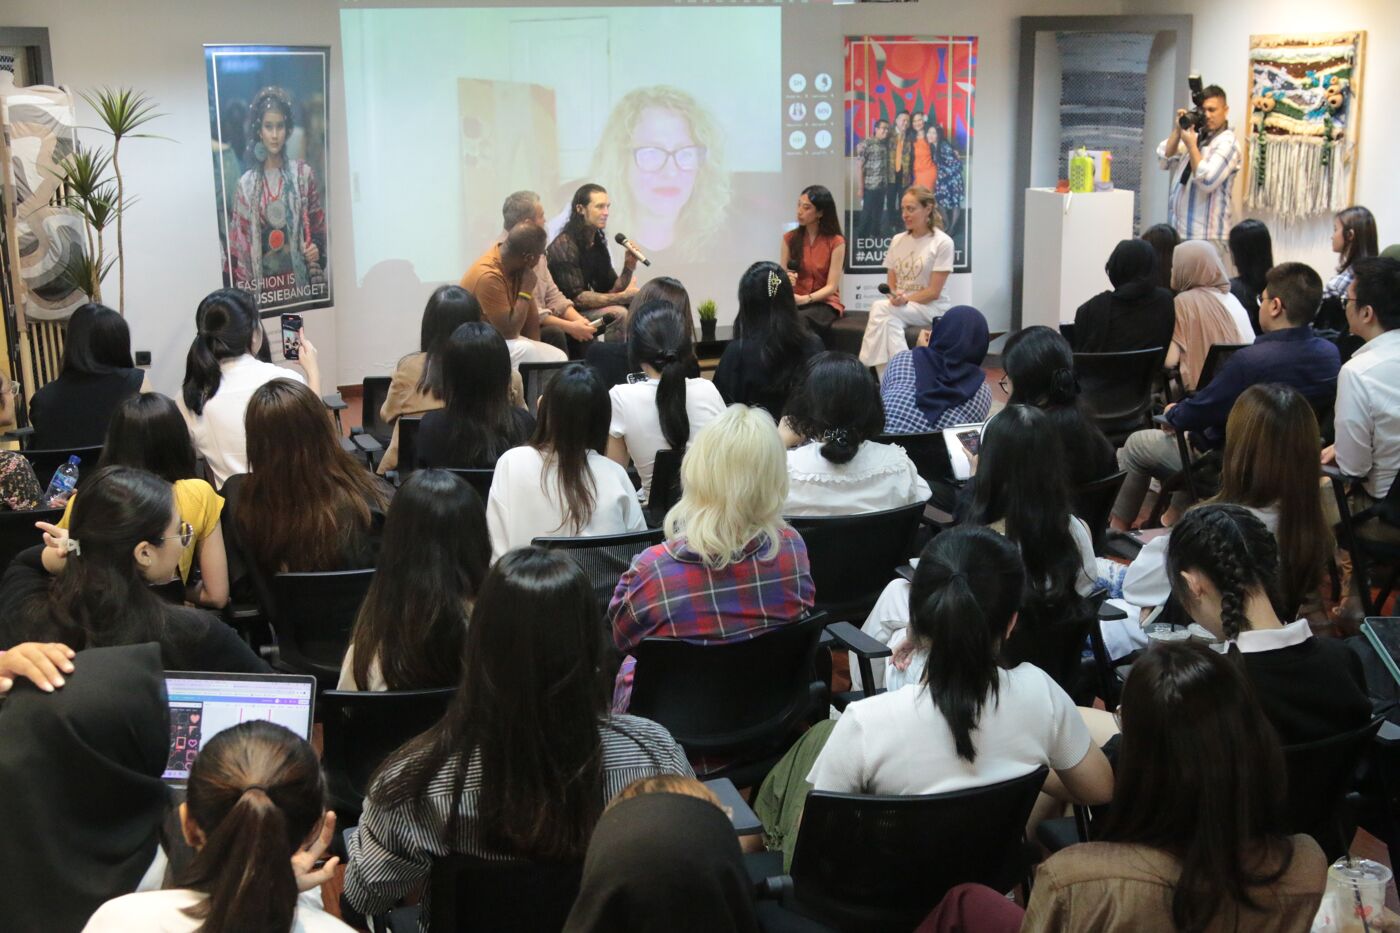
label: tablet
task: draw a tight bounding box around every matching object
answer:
[941,422,986,482]
[162,671,317,786]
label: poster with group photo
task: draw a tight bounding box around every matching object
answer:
[204,45,332,315]
[844,35,977,289]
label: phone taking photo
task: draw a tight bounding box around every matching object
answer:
[280,313,303,361]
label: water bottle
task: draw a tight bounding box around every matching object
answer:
[44,455,80,507]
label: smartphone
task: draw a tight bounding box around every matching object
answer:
[956,430,981,458]
[280,313,303,360]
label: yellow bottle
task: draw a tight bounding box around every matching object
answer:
[1069,147,1095,194]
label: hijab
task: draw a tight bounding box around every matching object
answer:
[0,643,170,932]
[1170,241,1243,390]
[1105,238,1159,300]
[911,305,989,427]
[563,793,762,933]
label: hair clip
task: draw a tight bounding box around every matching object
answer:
[822,428,851,447]
[63,537,81,558]
[767,271,783,298]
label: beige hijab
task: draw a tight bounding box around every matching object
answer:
[1170,240,1240,390]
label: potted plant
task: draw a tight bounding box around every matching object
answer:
[697,299,717,342]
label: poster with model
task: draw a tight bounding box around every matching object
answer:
[844,35,977,279]
[204,45,331,315]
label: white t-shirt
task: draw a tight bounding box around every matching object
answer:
[486,446,645,559]
[783,440,931,517]
[177,355,307,487]
[808,665,1092,796]
[884,230,955,312]
[336,644,386,691]
[1220,291,1258,346]
[608,377,727,503]
[84,889,352,932]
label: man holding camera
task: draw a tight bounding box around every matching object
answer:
[1157,83,1242,243]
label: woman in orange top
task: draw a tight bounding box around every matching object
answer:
[912,112,937,190]
[779,185,846,347]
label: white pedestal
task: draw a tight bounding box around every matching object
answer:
[1022,188,1135,326]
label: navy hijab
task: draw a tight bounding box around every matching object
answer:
[912,305,989,426]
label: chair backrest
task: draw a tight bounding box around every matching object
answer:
[269,568,376,689]
[0,506,64,570]
[428,854,583,933]
[791,766,1050,932]
[787,503,925,623]
[1074,348,1165,437]
[519,360,570,415]
[1071,471,1127,556]
[444,467,494,504]
[1196,343,1248,392]
[1002,591,1106,693]
[647,447,683,520]
[532,527,664,615]
[1283,717,1383,861]
[397,416,422,476]
[874,432,955,488]
[629,612,828,759]
[319,687,455,817]
[361,376,393,445]
[22,445,103,491]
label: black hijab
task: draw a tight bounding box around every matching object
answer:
[563,793,762,933]
[1105,238,1159,301]
[0,643,170,932]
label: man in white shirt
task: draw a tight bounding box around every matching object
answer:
[1323,256,1400,543]
[1156,84,1241,243]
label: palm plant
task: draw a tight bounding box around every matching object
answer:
[54,142,119,301]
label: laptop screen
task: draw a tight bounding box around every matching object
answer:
[162,672,317,783]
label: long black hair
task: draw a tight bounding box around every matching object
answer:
[62,303,134,376]
[348,469,489,691]
[1141,224,1180,293]
[786,185,843,273]
[628,301,697,451]
[369,547,611,860]
[1166,503,1283,643]
[909,526,1026,762]
[183,289,260,416]
[98,393,198,483]
[735,260,809,379]
[532,364,611,535]
[416,285,482,398]
[439,322,530,467]
[631,277,694,343]
[783,352,884,465]
[1227,219,1274,297]
[565,183,607,240]
[1003,325,1113,485]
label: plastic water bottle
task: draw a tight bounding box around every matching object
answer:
[44,455,80,507]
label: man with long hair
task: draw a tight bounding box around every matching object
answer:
[546,184,638,314]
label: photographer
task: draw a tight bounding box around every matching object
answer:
[1157,82,1241,243]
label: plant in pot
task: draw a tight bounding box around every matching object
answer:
[697,300,717,342]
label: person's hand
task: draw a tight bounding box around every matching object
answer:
[891,639,919,672]
[291,810,340,893]
[622,243,640,270]
[1174,109,1189,130]
[37,520,68,556]
[622,279,640,297]
[302,241,320,266]
[795,293,810,307]
[564,318,596,342]
[1180,126,1198,150]
[0,642,75,694]
[787,270,799,288]
[295,331,319,371]
[520,269,538,296]
[890,292,909,307]
[916,328,932,348]
[1321,444,1337,465]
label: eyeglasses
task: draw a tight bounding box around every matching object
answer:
[158,521,195,549]
[997,375,1012,395]
[633,145,706,173]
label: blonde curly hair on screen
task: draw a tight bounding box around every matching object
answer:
[589,85,730,260]
[664,404,788,568]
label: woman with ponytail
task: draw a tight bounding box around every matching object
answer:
[780,352,928,516]
[606,300,725,504]
[178,288,320,486]
[85,720,350,932]
[808,526,1113,801]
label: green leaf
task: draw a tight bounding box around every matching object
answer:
[51,141,113,198]
[81,87,166,140]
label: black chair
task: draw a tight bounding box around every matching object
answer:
[1071,471,1127,557]
[0,506,64,569]
[360,376,394,446]
[519,360,569,415]
[444,467,494,504]
[22,445,103,490]
[1327,467,1400,616]
[874,431,956,491]
[1073,348,1165,445]
[382,855,583,933]
[1178,342,1247,398]
[1001,590,1108,698]
[787,503,924,625]
[320,688,455,821]
[533,527,664,616]
[396,417,422,477]
[267,568,376,690]
[1283,717,1385,862]
[777,766,1049,933]
[628,612,829,786]
[645,447,683,527]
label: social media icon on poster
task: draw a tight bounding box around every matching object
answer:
[814,73,833,92]
[788,130,808,150]
[814,129,833,149]
[788,73,807,93]
[814,101,832,121]
[788,102,807,121]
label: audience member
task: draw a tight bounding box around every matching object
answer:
[415,322,535,469]
[0,466,267,672]
[344,547,691,918]
[179,288,319,486]
[1319,205,1378,333]
[488,363,645,558]
[586,276,693,389]
[714,261,823,416]
[498,190,607,350]
[1227,218,1274,334]
[781,352,929,515]
[859,185,954,373]
[1072,239,1175,353]
[1165,240,1255,391]
[879,304,991,434]
[1112,262,1338,529]
[606,301,725,504]
[780,184,846,346]
[85,720,349,932]
[340,469,489,691]
[28,302,149,449]
[0,370,42,510]
[462,221,567,366]
[546,183,639,313]
[1139,223,1179,294]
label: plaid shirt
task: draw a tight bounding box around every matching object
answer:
[1157,126,1241,241]
[609,526,815,653]
[880,349,993,434]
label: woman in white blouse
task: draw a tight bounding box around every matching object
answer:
[780,351,929,516]
[490,363,644,559]
[858,185,955,374]
[607,300,726,504]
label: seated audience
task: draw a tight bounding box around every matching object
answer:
[0,371,42,510]
[497,190,609,350]
[546,183,639,314]
[178,288,319,486]
[1112,261,1339,529]
[1003,326,1117,486]
[1318,204,1378,336]
[28,302,149,449]
[780,184,846,346]
[781,352,930,515]
[1165,240,1255,391]
[606,301,725,505]
[1227,218,1274,334]
[1140,223,1179,294]
[714,261,823,416]
[879,304,991,434]
[415,322,535,469]
[85,720,350,932]
[1071,239,1175,353]
[488,363,645,558]
[339,470,489,691]
[586,276,693,389]
[859,185,954,373]
[0,466,267,672]
[343,547,691,918]
[462,221,567,366]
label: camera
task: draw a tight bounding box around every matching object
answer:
[1178,74,1207,131]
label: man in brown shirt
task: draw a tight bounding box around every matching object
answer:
[461,222,566,366]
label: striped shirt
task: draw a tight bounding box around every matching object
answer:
[1157,126,1241,241]
[880,349,993,434]
[342,714,691,926]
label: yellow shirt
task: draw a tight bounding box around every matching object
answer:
[59,478,224,582]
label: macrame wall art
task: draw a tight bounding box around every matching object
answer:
[1244,32,1365,219]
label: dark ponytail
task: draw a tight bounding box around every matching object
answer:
[1166,504,1282,642]
[783,351,884,465]
[532,364,610,534]
[178,720,325,933]
[909,526,1026,762]
[183,288,259,416]
[628,300,697,451]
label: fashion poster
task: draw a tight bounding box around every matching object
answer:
[205,45,332,315]
[844,35,976,294]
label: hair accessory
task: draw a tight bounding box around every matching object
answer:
[821,428,851,447]
[242,784,271,796]
[62,537,81,558]
[767,270,783,298]
[654,349,679,366]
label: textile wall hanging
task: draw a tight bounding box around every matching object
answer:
[1244,32,1365,218]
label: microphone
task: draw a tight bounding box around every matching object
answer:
[877,283,891,295]
[786,258,800,272]
[614,233,652,267]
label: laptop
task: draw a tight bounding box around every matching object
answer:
[162,671,317,787]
